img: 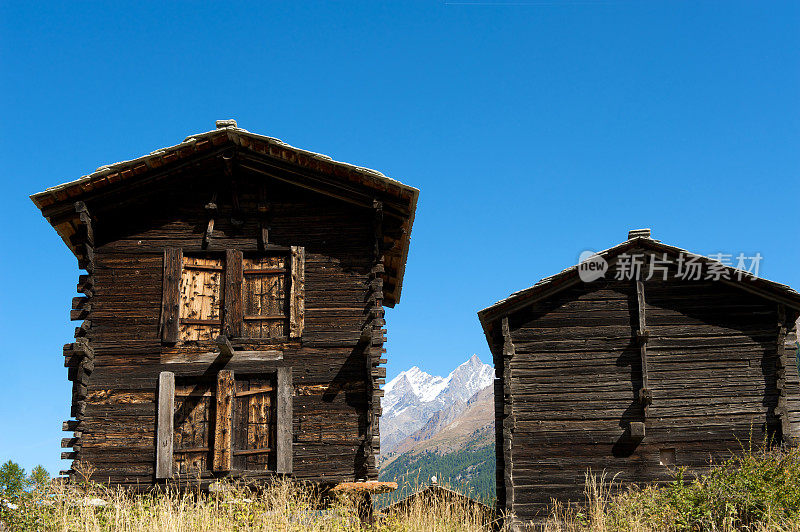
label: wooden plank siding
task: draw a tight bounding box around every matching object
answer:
[499,272,795,523]
[68,170,386,486]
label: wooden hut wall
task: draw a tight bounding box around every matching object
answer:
[498,265,798,522]
[63,168,386,486]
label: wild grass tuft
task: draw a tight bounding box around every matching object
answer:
[0,470,502,531]
[5,444,800,530]
[544,444,800,532]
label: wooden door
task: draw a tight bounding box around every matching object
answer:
[173,377,216,474]
[157,368,291,478]
[233,375,277,471]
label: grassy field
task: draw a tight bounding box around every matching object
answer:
[542,444,800,532]
[0,468,501,531]
[3,444,800,530]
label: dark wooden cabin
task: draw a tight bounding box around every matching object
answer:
[383,480,494,520]
[31,120,419,488]
[478,229,800,528]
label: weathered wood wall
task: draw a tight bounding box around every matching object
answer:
[491,260,799,523]
[61,167,388,486]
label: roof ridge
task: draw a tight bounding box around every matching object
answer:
[478,234,800,322]
[32,125,418,200]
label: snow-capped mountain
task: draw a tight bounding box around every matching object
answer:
[380,354,494,454]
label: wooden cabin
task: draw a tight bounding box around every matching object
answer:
[383,480,494,521]
[31,120,419,487]
[478,229,800,528]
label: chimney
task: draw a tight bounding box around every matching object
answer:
[628,228,651,240]
[216,119,237,129]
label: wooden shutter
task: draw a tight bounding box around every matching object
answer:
[224,249,244,338]
[213,370,235,472]
[160,249,182,343]
[156,371,175,479]
[242,255,289,338]
[232,375,276,471]
[173,378,215,474]
[179,256,224,341]
[289,246,305,338]
[276,367,293,474]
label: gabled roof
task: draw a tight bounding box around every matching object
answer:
[478,229,800,327]
[382,483,492,514]
[30,120,419,306]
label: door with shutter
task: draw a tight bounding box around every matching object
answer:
[179,257,224,341]
[160,247,303,344]
[173,376,215,474]
[242,255,289,339]
[232,375,277,471]
[156,368,293,478]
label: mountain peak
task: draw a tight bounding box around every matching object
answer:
[461,354,484,370]
[380,355,495,454]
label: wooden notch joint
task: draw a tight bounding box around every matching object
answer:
[215,335,235,358]
[638,388,652,406]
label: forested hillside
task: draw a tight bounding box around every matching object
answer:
[377,439,495,506]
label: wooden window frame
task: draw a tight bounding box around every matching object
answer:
[179,255,226,341]
[156,367,293,479]
[160,246,304,345]
[241,252,290,340]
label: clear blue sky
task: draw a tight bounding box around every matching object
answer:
[1,1,798,475]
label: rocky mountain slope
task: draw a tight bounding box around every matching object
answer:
[387,384,494,460]
[380,354,494,455]
[378,382,496,504]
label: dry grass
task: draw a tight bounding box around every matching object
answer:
[0,473,502,531]
[6,446,800,530]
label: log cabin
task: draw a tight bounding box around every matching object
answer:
[30,120,419,488]
[478,229,800,528]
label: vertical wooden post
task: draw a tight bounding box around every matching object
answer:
[160,249,182,343]
[156,371,175,479]
[364,200,385,477]
[500,317,516,520]
[373,200,383,263]
[73,201,95,273]
[258,183,270,251]
[776,305,800,445]
[213,370,234,472]
[289,247,305,338]
[202,191,218,249]
[74,201,94,246]
[224,250,243,338]
[635,280,651,408]
[276,366,293,474]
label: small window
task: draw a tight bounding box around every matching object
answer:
[173,377,215,474]
[232,374,277,471]
[242,254,289,339]
[157,368,293,479]
[179,256,224,341]
[172,373,278,475]
[659,448,676,467]
[162,247,303,344]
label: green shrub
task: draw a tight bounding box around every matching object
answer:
[552,445,800,531]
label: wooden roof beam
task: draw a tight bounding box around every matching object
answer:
[40,146,231,222]
[237,154,410,220]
